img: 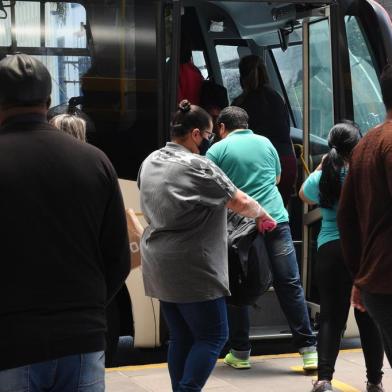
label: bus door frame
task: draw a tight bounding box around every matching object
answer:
[167,0,183,124]
[301,2,352,305]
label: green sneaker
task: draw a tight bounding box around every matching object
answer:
[302,349,318,371]
[224,352,251,369]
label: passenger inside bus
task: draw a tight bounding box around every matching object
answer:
[178,37,204,105]
[300,122,385,392]
[199,80,229,140]
[232,55,297,207]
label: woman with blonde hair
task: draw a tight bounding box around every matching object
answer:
[50,114,86,142]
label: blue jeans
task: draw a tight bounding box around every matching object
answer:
[228,223,316,351]
[0,351,105,392]
[161,297,228,392]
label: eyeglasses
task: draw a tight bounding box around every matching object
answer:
[203,130,215,142]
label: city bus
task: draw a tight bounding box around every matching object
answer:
[1,0,391,362]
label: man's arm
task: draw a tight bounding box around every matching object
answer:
[226,189,277,232]
[337,169,361,277]
[101,172,131,304]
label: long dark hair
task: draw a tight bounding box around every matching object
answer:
[235,55,269,106]
[171,99,211,138]
[319,121,361,208]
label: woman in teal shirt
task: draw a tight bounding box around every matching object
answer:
[300,122,384,392]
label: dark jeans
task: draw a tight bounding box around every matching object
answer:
[362,290,392,368]
[161,297,228,392]
[0,351,105,392]
[228,223,316,352]
[316,240,384,383]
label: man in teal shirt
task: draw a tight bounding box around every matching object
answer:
[206,106,317,370]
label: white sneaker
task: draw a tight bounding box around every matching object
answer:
[311,380,333,392]
[367,382,385,392]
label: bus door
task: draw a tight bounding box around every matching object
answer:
[185,0,334,339]
[301,0,390,335]
[301,7,336,321]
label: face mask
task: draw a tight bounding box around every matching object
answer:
[198,137,212,156]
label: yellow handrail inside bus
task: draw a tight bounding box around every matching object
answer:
[293,144,311,176]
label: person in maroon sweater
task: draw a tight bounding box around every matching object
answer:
[178,39,204,105]
[338,64,392,368]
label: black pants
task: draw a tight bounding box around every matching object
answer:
[316,240,384,383]
[362,291,392,368]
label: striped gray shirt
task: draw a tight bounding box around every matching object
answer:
[138,142,237,303]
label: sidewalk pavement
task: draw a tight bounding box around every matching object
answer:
[106,349,392,392]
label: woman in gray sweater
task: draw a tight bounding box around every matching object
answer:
[138,100,276,392]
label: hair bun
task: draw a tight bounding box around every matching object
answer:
[178,99,191,113]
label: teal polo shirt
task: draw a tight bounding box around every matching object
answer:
[206,129,289,224]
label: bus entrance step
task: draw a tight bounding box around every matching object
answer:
[250,325,292,340]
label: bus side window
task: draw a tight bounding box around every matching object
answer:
[192,50,208,79]
[345,16,385,132]
[0,2,90,109]
[215,44,251,103]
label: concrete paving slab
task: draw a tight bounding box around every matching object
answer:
[106,349,392,392]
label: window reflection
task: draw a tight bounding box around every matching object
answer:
[45,3,87,48]
[273,45,303,129]
[15,1,40,47]
[216,45,251,102]
[309,19,333,141]
[345,16,385,132]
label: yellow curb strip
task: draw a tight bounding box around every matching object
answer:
[106,348,363,373]
[106,363,168,372]
[291,366,360,392]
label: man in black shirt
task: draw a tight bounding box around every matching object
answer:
[0,54,130,390]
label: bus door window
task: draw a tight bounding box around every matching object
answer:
[272,14,334,302]
[305,16,334,302]
[192,50,208,79]
[272,18,333,151]
[271,20,332,160]
[215,44,251,103]
[309,19,334,146]
[345,16,385,132]
[270,44,304,246]
[272,45,303,130]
